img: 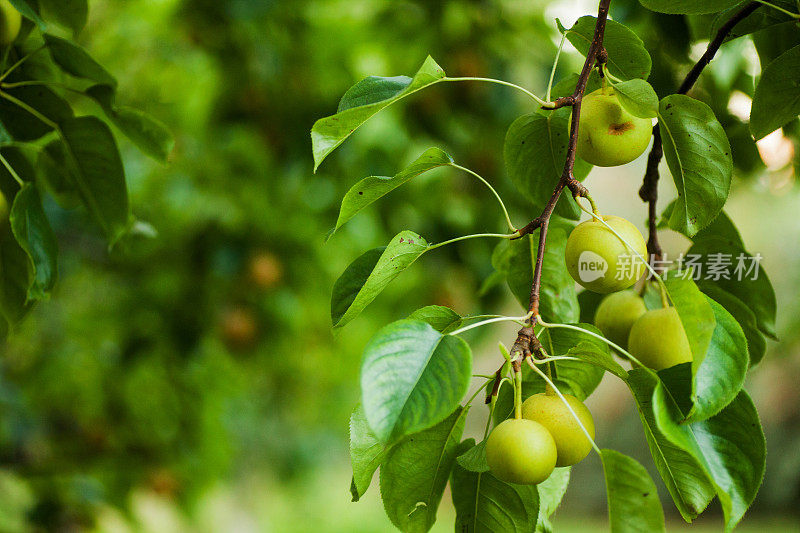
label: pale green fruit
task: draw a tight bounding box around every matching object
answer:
[594,290,647,349]
[565,215,647,293]
[485,418,557,485]
[522,393,595,467]
[575,87,653,167]
[627,306,692,370]
[0,0,21,46]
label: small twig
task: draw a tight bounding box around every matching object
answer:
[639,2,761,271]
[485,366,504,404]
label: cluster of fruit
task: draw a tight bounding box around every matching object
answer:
[571,86,690,371]
[485,86,691,485]
[487,392,595,484]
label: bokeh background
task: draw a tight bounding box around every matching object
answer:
[1,0,798,531]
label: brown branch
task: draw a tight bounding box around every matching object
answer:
[639,125,664,262]
[501,0,612,367]
[639,1,761,271]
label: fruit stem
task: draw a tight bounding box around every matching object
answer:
[513,363,523,420]
[659,285,669,308]
[580,191,600,217]
[545,362,556,396]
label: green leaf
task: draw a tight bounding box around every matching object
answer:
[638,0,741,14]
[688,209,744,248]
[331,231,428,328]
[360,320,471,443]
[8,0,45,28]
[86,85,174,163]
[699,284,766,366]
[503,111,584,220]
[331,148,452,237]
[451,464,539,533]
[568,340,628,380]
[750,44,800,140]
[44,35,116,87]
[577,289,605,324]
[611,78,659,118]
[659,95,732,237]
[9,184,58,301]
[566,17,652,80]
[540,325,609,398]
[626,369,716,521]
[600,449,666,533]
[536,467,570,533]
[0,86,73,141]
[349,404,391,502]
[36,140,81,209]
[312,56,446,170]
[407,305,463,334]
[653,383,766,532]
[664,274,716,381]
[686,297,748,422]
[39,0,87,35]
[456,439,489,473]
[0,224,33,328]
[381,408,466,532]
[689,212,777,339]
[60,116,132,244]
[493,224,579,323]
[550,71,603,99]
[753,20,800,67]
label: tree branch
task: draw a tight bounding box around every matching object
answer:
[639,1,761,269]
[501,0,612,368]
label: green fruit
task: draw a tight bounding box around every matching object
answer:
[627,306,692,370]
[594,290,647,349]
[0,0,21,47]
[522,393,595,467]
[575,87,653,167]
[565,215,647,293]
[485,418,557,485]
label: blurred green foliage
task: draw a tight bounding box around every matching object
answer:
[0,0,798,530]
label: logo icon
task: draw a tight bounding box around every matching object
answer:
[578,250,608,283]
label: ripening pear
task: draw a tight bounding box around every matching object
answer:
[575,87,653,167]
[565,215,647,293]
[485,418,557,485]
[522,393,595,467]
[627,306,692,370]
[594,290,647,349]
